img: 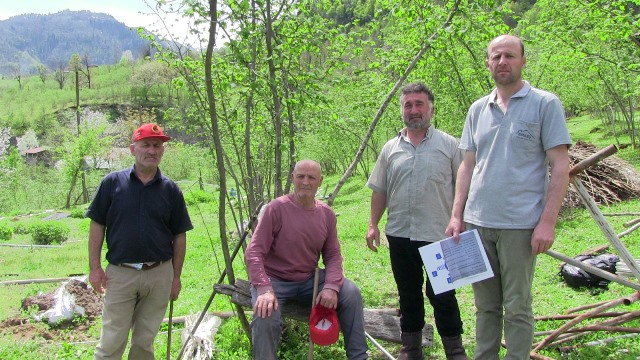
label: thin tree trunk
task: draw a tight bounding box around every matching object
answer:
[327,0,462,206]
[65,168,79,209]
[264,0,284,198]
[244,0,259,212]
[205,0,251,339]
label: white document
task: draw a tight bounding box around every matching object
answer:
[418,229,494,295]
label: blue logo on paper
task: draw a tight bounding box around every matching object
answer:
[432,271,438,277]
[436,253,442,260]
[447,277,453,284]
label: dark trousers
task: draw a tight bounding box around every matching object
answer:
[388,235,464,337]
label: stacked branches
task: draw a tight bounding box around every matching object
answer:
[563,141,640,208]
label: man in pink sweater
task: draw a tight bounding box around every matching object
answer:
[245,159,368,359]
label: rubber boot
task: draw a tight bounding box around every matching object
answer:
[441,335,469,360]
[397,331,424,360]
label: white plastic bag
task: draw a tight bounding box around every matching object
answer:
[35,279,85,325]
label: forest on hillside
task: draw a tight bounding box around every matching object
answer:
[0,0,639,226]
[0,10,161,76]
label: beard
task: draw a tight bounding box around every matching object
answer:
[403,115,429,130]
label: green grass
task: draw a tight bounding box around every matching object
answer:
[0,114,639,359]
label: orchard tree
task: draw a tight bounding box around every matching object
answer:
[37,64,48,84]
[0,127,11,160]
[130,61,176,102]
[522,0,640,149]
[9,63,22,90]
[16,130,39,154]
[62,111,112,208]
[53,63,66,90]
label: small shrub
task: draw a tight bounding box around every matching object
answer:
[13,223,30,234]
[69,207,86,219]
[184,190,215,205]
[0,222,12,241]
[30,222,70,245]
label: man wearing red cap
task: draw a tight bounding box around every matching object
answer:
[86,123,193,360]
[245,160,368,359]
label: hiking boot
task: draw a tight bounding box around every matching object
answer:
[397,331,424,360]
[441,335,469,360]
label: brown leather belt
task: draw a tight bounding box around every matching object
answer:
[115,260,168,271]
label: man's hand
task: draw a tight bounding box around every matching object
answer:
[253,291,279,318]
[89,267,107,294]
[170,278,182,300]
[445,216,465,243]
[531,220,555,255]
[366,225,381,252]
[315,288,338,309]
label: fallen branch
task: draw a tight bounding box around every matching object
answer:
[0,244,62,248]
[1,277,80,286]
[623,218,640,227]
[544,310,640,348]
[545,250,640,291]
[618,222,640,238]
[535,325,640,336]
[603,212,640,217]
[533,292,640,350]
[162,311,235,323]
[557,333,640,353]
[535,312,626,321]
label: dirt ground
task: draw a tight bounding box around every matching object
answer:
[0,279,103,342]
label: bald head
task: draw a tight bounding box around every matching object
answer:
[293,160,322,176]
[487,35,525,58]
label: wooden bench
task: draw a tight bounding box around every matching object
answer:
[214,278,433,347]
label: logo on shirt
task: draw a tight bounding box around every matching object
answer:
[516,129,534,142]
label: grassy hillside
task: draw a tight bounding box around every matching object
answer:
[0,115,639,359]
[0,60,182,141]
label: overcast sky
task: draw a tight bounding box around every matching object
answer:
[0,0,203,46]
[0,1,155,27]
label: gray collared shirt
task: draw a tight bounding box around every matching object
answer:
[367,126,462,242]
[460,81,572,228]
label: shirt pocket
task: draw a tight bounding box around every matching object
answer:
[425,151,452,185]
[510,120,541,152]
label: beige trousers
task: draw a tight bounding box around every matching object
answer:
[94,260,173,360]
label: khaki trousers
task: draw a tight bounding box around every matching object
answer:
[94,260,173,360]
[470,226,536,360]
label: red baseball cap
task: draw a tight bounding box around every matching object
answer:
[309,304,340,346]
[132,123,171,143]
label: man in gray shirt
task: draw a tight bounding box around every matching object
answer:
[446,35,571,359]
[367,82,468,360]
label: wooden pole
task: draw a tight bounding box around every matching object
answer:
[1,277,77,286]
[568,144,617,177]
[0,244,62,248]
[618,222,640,238]
[545,250,640,291]
[558,333,640,352]
[533,292,640,350]
[570,178,640,281]
[546,311,640,347]
[167,300,174,360]
[623,218,640,227]
[365,332,396,360]
[308,268,320,360]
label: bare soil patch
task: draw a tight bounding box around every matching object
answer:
[0,279,102,342]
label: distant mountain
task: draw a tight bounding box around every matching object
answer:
[0,10,160,76]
